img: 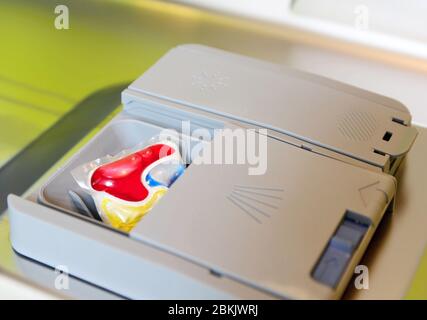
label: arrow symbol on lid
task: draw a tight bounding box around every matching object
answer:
[358,181,381,207]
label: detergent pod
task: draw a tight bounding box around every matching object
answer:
[71,137,185,232]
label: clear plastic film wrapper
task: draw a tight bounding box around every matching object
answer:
[71,136,186,232]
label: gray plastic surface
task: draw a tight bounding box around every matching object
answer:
[124,44,417,173]
[130,127,396,299]
[8,195,273,299]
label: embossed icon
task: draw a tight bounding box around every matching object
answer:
[191,71,229,91]
[338,111,377,142]
[226,184,283,223]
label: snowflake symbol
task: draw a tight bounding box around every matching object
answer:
[191,71,229,91]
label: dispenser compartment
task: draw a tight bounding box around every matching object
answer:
[38,115,206,229]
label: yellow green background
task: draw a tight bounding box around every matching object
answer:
[0,0,214,167]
